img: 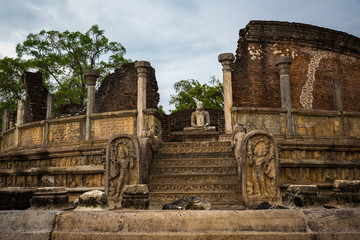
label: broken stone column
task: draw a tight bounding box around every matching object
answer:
[2,109,10,134]
[284,185,320,207]
[121,184,149,210]
[16,100,26,126]
[218,53,235,135]
[30,187,69,209]
[275,56,293,136]
[84,69,100,141]
[75,190,111,211]
[135,61,151,138]
[46,94,54,119]
[9,110,15,129]
[327,180,360,207]
[14,100,26,147]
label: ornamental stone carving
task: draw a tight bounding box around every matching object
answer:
[240,130,281,208]
[105,134,140,202]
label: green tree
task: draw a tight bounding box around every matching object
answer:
[16,25,129,107]
[169,76,223,112]
[0,57,30,126]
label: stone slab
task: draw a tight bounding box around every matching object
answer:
[0,210,58,240]
[334,180,360,191]
[52,210,306,236]
[51,209,360,239]
[0,209,359,240]
[303,208,360,233]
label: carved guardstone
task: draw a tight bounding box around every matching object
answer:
[240,131,281,209]
[106,135,140,208]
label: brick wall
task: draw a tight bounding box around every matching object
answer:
[146,67,160,109]
[95,63,138,112]
[233,21,360,112]
[95,62,159,113]
[22,72,48,123]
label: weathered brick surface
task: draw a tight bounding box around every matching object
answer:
[95,62,159,113]
[95,63,137,112]
[233,21,360,112]
[146,67,160,109]
[22,72,48,123]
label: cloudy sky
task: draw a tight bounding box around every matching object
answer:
[0,0,359,112]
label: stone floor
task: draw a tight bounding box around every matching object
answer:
[1,208,360,240]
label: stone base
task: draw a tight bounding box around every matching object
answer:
[30,187,69,209]
[0,187,36,210]
[171,131,220,142]
[75,190,111,211]
[50,209,360,239]
[121,184,149,210]
[284,185,320,207]
[326,180,360,208]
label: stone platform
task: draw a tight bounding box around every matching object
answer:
[1,209,360,239]
[170,130,220,142]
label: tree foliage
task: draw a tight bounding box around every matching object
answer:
[15,25,129,107]
[0,57,30,121]
[169,76,223,112]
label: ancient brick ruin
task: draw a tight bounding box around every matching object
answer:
[22,71,48,123]
[233,21,360,111]
[1,20,360,239]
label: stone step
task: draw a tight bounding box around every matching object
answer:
[148,183,240,193]
[157,143,233,154]
[149,202,245,210]
[158,141,232,149]
[149,174,239,183]
[150,158,236,167]
[149,192,242,204]
[154,152,235,159]
[149,166,237,175]
[22,209,360,239]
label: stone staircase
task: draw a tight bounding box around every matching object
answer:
[148,141,244,209]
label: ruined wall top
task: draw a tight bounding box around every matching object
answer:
[22,71,48,123]
[232,21,360,112]
[237,20,360,57]
[95,62,159,113]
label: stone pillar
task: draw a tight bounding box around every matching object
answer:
[275,56,293,136]
[218,53,235,135]
[135,61,150,138]
[8,110,15,129]
[16,100,26,126]
[84,69,100,141]
[14,100,26,147]
[46,94,54,119]
[2,109,10,134]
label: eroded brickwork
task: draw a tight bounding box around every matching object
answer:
[95,63,138,112]
[22,72,48,123]
[95,62,159,113]
[233,21,360,111]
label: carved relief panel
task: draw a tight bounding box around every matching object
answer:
[105,135,140,202]
[240,131,281,208]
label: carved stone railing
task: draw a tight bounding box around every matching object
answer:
[0,110,137,153]
[231,107,360,139]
